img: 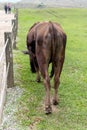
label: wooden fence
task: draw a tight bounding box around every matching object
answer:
[0,9,18,124]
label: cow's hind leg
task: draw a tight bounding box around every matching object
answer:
[36,71,41,82]
[43,73,52,114]
[53,56,64,105]
[38,64,52,114]
[53,71,60,105]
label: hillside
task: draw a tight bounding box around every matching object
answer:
[19,0,87,7]
[0,0,87,8]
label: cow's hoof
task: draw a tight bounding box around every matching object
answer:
[36,78,41,82]
[53,99,59,105]
[36,79,41,82]
[45,106,52,115]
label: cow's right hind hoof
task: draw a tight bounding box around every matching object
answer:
[45,106,52,115]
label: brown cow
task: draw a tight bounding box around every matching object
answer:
[25,21,67,114]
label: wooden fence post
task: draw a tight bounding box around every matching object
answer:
[12,19,16,49]
[4,32,14,88]
[15,9,18,36]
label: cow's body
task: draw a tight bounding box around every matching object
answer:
[26,21,67,114]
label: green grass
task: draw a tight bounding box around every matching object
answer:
[14,8,87,130]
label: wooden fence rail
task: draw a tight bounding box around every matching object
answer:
[0,9,18,124]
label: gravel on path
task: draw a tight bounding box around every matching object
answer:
[0,86,30,130]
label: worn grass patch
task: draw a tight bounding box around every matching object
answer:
[14,8,87,130]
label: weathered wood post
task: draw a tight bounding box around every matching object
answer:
[12,19,16,49]
[15,8,18,36]
[4,32,14,88]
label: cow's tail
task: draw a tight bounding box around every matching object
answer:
[49,21,56,78]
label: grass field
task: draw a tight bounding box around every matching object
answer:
[14,8,87,130]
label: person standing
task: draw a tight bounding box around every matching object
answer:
[8,3,11,14]
[4,4,8,14]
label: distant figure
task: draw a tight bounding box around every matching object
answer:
[8,3,11,14]
[4,4,8,14]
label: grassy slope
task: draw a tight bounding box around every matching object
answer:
[14,8,87,130]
